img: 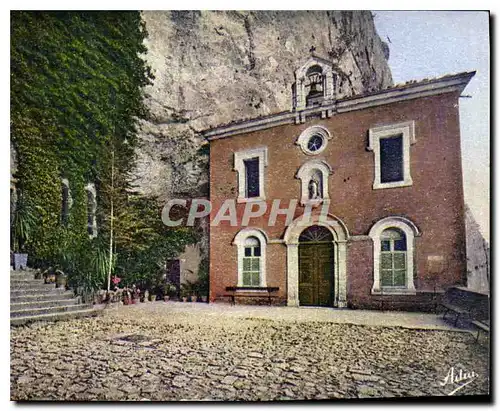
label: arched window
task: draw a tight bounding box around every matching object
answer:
[305,65,324,106]
[61,178,72,226]
[380,228,407,287]
[85,183,97,238]
[233,228,268,287]
[368,217,419,295]
[242,236,261,286]
[292,56,337,111]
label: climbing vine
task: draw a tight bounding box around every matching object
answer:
[11,11,195,295]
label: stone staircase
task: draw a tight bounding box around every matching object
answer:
[11,268,98,326]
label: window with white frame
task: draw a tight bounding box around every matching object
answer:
[242,236,261,286]
[380,228,407,287]
[296,159,332,206]
[368,121,415,189]
[234,147,268,202]
[368,216,419,295]
[233,228,268,287]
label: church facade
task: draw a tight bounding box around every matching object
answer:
[203,55,475,311]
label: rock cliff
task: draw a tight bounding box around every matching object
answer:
[133,11,393,201]
[465,205,490,293]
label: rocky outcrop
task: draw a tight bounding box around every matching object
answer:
[465,205,490,293]
[133,11,392,202]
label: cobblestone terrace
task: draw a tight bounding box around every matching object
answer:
[11,303,489,401]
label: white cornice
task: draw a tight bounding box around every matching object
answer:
[203,71,475,141]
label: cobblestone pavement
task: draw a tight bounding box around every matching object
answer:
[11,302,489,401]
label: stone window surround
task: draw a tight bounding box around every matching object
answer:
[295,159,333,206]
[295,125,332,156]
[85,183,98,238]
[368,216,420,295]
[234,147,268,203]
[368,121,416,190]
[232,228,268,288]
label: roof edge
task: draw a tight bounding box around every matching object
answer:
[203,71,475,141]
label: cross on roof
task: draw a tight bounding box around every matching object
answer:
[309,46,316,54]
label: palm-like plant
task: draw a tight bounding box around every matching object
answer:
[11,191,36,253]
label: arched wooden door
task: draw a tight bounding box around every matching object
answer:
[298,225,334,306]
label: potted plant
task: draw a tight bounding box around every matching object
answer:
[164,283,177,301]
[55,269,67,289]
[149,292,157,302]
[180,288,188,302]
[123,289,130,305]
[11,191,36,271]
[197,262,209,303]
[131,286,140,304]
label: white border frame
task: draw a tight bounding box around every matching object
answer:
[368,216,420,295]
[232,228,268,288]
[234,147,268,203]
[368,121,416,190]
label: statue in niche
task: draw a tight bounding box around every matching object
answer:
[308,174,322,200]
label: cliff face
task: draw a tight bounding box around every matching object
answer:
[133,10,392,201]
[465,206,490,293]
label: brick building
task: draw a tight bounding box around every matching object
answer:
[203,55,475,311]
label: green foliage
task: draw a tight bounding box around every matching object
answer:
[11,190,37,252]
[11,11,196,296]
[114,195,197,290]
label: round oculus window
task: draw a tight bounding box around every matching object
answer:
[296,125,331,155]
[307,134,324,153]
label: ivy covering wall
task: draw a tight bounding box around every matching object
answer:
[11,11,196,296]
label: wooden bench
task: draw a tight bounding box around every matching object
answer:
[224,286,279,306]
[471,319,490,342]
[439,286,489,329]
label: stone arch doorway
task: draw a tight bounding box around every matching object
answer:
[283,213,349,307]
[298,225,334,306]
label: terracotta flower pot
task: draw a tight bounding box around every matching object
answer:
[182,296,188,302]
[191,295,197,303]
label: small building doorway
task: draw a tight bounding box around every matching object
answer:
[298,225,334,306]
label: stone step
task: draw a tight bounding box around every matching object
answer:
[10,308,99,326]
[11,287,70,297]
[10,272,40,281]
[11,280,54,289]
[10,291,76,303]
[10,303,93,318]
[11,278,45,285]
[11,299,82,310]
